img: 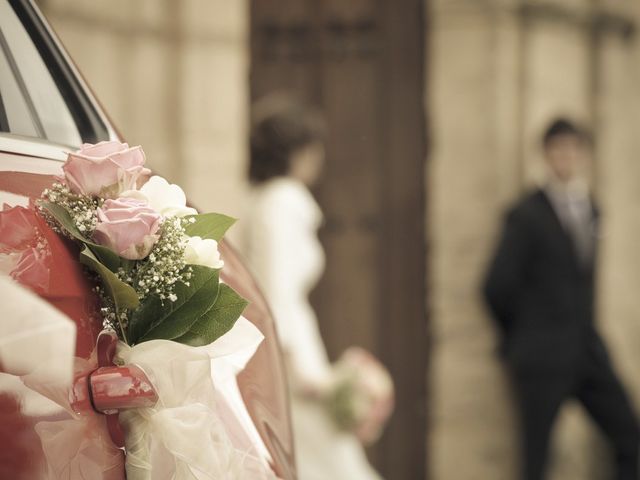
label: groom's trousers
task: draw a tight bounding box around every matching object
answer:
[512,342,640,480]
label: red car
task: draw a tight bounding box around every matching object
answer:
[0,0,295,478]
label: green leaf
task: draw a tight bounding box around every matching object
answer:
[39,201,121,271]
[174,284,248,347]
[129,265,221,344]
[183,213,236,241]
[79,246,139,312]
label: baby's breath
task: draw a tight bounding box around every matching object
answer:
[121,216,191,303]
[41,182,101,236]
[74,215,193,342]
[42,182,196,343]
[94,284,130,339]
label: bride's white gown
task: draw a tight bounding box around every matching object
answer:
[241,178,381,480]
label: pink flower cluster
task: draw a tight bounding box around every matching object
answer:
[63,141,161,260]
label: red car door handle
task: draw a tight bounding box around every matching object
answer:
[89,365,158,413]
[69,331,158,448]
[70,330,158,415]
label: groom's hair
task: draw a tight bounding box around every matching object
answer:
[249,93,325,184]
[543,118,588,148]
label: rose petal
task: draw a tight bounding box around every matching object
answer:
[184,236,224,269]
[78,140,128,158]
[139,176,197,217]
[63,142,148,198]
[109,146,146,169]
[119,234,160,260]
[93,197,162,260]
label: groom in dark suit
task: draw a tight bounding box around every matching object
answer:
[483,119,640,480]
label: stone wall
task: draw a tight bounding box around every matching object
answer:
[38,0,250,219]
[428,0,640,478]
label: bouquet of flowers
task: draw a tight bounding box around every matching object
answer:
[37,140,247,347]
[325,347,394,444]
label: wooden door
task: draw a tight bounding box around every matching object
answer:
[250,1,428,479]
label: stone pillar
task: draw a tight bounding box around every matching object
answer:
[177,0,250,218]
[428,2,521,478]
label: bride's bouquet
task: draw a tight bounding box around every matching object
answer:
[325,347,394,444]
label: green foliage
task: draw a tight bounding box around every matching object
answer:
[39,201,120,271]
[174,284,249,346]
[79,246,139,311]
[128,265,220,344]
[129,266,248,346]
[326,381,359,431]
[183,213,236,241]
[41,202,248,347]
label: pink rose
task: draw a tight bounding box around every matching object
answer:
[63,141,151,198]
[93,198,161,260]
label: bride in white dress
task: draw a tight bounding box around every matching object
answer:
[240,96,382,480]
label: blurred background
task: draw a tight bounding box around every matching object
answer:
[36,0,640,478]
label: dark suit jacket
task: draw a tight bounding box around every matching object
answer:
[483,188,605,373]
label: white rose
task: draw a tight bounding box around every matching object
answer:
[123,176,197,217]
[184,236,224,269]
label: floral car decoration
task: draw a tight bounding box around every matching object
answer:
[38,141,248,347]
[0,141,280,479]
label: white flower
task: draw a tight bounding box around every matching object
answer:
[122,176,197,217]
[184,236,224,269]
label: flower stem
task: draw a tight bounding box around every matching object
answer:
[118,313,129,345]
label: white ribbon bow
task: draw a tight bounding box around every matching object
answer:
[115,317,272,480]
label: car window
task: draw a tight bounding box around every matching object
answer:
[0,0,106,147]
[0,40,39,138]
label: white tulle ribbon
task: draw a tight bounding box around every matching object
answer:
[0,275,125,479]
[0,274,76,384]
[115,317,272,480]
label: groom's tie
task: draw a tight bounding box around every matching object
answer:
[560,193,593,267]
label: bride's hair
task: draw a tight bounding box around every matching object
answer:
[249,93,325,184]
